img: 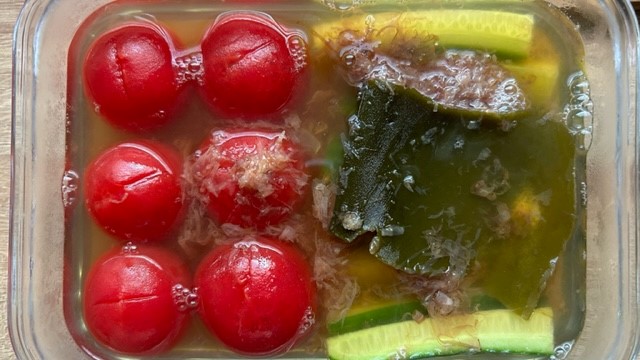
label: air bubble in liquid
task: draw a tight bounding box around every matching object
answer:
[567,71,589,92]
[504,84,517,96]
[297,307,316,335]
[566,109,592,132]
[550,341,574,360]
[62,170,79,208]
[287,35,308,72]
[563,71,593,152]
[188,55,201,71]
[342,52,356,67]
[322,0,356,11]
[172,284,199,312]
[570,93,593,111]
[570,79,590,96]
[175,52,204,86]
[580,181,588,207]
[122,242,138,254]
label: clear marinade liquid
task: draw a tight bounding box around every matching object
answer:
[63,1,589,358]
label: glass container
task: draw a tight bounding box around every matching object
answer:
[10,0,640,359]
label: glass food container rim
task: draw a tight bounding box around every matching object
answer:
[8,0,640,359]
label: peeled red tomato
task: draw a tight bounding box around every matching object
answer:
[84,141,185,242]
[191,129,308,229]
[83,244,192,355]
[200,12,308,119]
[194,236,316,355]
[83,23,181,131]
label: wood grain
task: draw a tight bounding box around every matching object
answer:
[2,1,27,359]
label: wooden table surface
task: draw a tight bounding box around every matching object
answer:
[2,1,27,359]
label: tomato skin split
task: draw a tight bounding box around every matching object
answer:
[191,129,309,229]
[83,22,182,132]
[83,244,192,355]
[194,236,317,356]
[200,11,308,119]
[84,141,185,242]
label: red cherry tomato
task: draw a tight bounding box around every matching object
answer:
[192,129,308,229]
[200,12,308,119]
[83,244,192,355]
[84,141,185,242]
[83,23,181,131]
[194,236,316,355]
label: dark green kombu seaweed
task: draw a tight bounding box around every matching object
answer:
[330,81,578,314]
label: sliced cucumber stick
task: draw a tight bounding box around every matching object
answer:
[327,307,554,360]
[328,299,426,336]
[311,10,534,58]
[505,60,561,110]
